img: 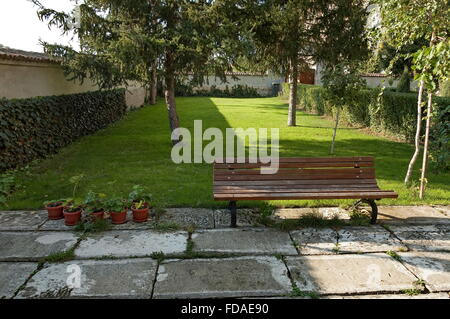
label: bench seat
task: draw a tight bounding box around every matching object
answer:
[213,157,398,226]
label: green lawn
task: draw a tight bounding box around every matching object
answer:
[4,96,450,210]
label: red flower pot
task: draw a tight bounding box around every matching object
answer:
[110,210,128,224]
[91,210,105,220]
[63,209,82,226]
[131,205,149,223]
[46,205,64,220]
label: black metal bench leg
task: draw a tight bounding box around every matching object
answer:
[229,201,237,228]
[366,199,378,225]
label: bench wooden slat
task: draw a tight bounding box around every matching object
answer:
[214,191,398,201]
[215,156,374,164]
[214,179,378,186]
[215,173,375,181]
[214,168,374,176]
[214,188,382,194]
[214,161,374,169]
[214,184,379,190]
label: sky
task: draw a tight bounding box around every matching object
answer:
[0,0,79,52]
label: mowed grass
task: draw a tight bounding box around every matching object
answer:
[4,96,449,210]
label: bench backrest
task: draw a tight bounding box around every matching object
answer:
[214,157,376,184]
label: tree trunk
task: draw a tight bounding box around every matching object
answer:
[404,80,424,184]
[288,58,298,127]
[164,52,180,145]
[419,91,433,199]
[330,107,340,155]
[150,62,157,105]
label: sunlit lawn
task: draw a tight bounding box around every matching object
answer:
[4,96,449,210]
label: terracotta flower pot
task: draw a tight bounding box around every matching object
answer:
[91,209,105,220]
[63,209,82,226]
[131,204,149,223]
[110,210,127,224]
[46,204,64,220]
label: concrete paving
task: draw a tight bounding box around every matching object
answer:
[388,225,450,252]
[0,210,47,231]
[290,228,338,255]
[0,262,38,298]
[214,209,260,228]
[75,230,188,258]
[0,232,79,261]
[16,258,158,298]
[274,207,349,220]
[191,228,297,255]
[337,226,407,253]
[399,251,450,293]
[378,206,450,225]
[286,253,418,295]
[153,256,292,298]
[160,208,215,229]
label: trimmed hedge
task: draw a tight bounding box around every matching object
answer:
[283,83,450,142]
[0,89,127,171]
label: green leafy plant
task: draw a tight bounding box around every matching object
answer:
[128,185,152,209]
[63,198,84,213]
[0,89,126,171]
[104,198,129,213]
[83,191,106,213]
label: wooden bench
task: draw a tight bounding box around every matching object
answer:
[213,157,398,227]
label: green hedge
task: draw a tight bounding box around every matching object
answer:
[0,89,127,171]
[283,83,450,142]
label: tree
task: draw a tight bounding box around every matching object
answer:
[237,0,368,127]
[321,62,366,154]
[377,0,450,198]
[32,0,242,144]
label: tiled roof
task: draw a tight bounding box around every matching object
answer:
[0,47,59,64]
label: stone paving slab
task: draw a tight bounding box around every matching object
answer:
[0,262,38,298]
[16,258,157,298]
[399,251,450,293]
[153,256,292,298]
[0,232,79,261]
[286,253,418,295]
[337,226,407,253]
[0,211,48,231]
[159,208,215,229]
[39,219,77,231]
[214,209,260,228]
[378,206,450,225]
[433,206,450,217]
[191,228,297,255]
[274,207,350,221]
[75,230,187,258]
[290,228,338,255]
[326,293,450,299]
[389,225,450,252]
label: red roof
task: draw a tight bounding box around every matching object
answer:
[0,47,59,64]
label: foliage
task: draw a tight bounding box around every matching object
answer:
[0,89,126,171]
[128,185,152,209]
[177,84,262,98]
[293,84,450,145]
[83,190,106,213]
[104,198,129,213]
[429,104,450,171]
[396,66,411,93]
[441,81,450,97]
[0,172,16,206]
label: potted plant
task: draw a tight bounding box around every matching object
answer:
[63,199,84,226]
[83,191,106,220]
[44,199,66,220]
[105,198,129,225]
[128,185,152,223]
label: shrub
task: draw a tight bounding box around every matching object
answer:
[176,83,262,98]
[0,89,127,171]
[289,84,450,145]
[430,104,450,171]
[396,67,411,93]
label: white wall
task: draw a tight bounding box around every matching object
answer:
[0,59,146,108]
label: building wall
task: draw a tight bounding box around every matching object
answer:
[188,73,284,96]
[314,63,418,91]
[0,59,146,107]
